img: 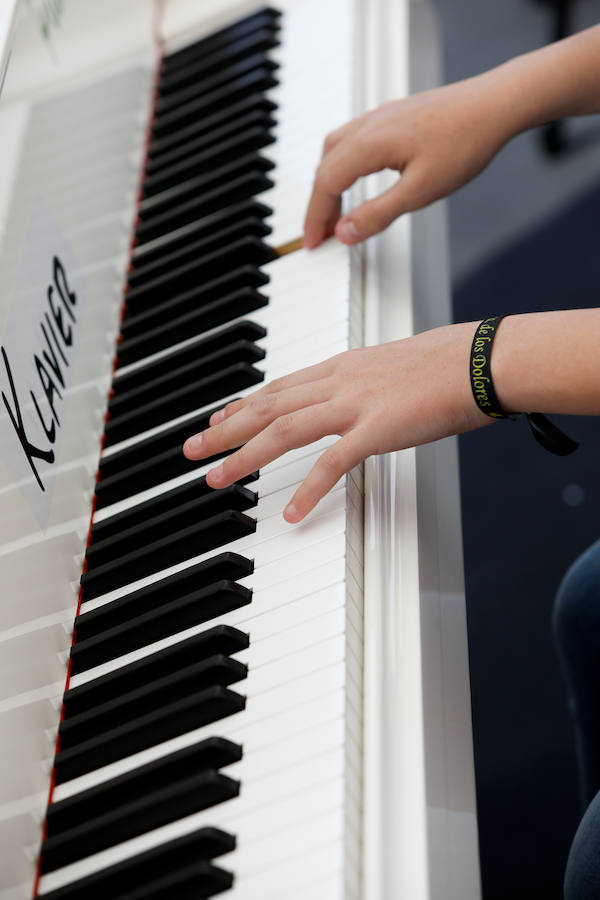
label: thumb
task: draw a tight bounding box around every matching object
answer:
[335,166,426,244]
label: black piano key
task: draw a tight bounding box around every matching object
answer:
[160,27,280,97]
[131,198,272,268]
[117,286,269,366]
[123,260,267,321]
[112,321,266,396]
[147,91,276,164]
[154,51,278,121]
[146,111,276,188]
[103,361,264,446]
[54,685,245,782]
[134,169,273,243]
[108,341,264,419]
[162,6,281,74]
[37,828,235,900]
[59,656,247,751]
[86,484,257,569]
[151,67,278,140]
[129,215,271,288]
[47,738,242,837]
[126,221,271,300]
[73,581,251,671]
[79,511,255,601]
[142,126,275,198]
[109,862,234,900]
[109,338,263,412]
[95,443,257,509]
[42,769,239,872]
[94,414,249,509]
[65,628,250,715]
[123,278,268,344]
[94,448,224,509]
[91,479,256,545]
[131,200,272,273]
[97,401,230,480]
[137,154,274,224]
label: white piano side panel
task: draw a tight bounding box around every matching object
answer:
[409,4,481,899]
[360,0,481,898]
[0,5,156,894]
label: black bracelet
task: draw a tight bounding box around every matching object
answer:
[469,316,579,456]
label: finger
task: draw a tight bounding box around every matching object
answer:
[183,380,334,460]
[283,430,370,522]
[303,120,366,247]
[205,402,339,488]
[319,117,364,161]
[303,130,389,248]
[334,164,425,244]
[208,356,339,429]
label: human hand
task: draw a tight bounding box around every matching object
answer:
[183,323,490,523]
[304,73,515,249]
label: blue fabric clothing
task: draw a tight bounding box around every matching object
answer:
[553,538,600,900]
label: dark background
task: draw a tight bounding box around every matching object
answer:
[431,1,600,896]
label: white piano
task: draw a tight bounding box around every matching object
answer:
[0,1,481,897]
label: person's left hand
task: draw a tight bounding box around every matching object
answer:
[183,324,489,522]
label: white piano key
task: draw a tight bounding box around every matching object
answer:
[231,845,344,899]
[225,808,343,879]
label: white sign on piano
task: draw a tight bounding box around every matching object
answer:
[0,200,85,528]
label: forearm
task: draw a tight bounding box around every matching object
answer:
[491,309,600,416]
[482,24,600,142]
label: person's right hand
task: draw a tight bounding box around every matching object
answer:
[303,73,515,248]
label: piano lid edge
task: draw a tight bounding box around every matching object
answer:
[360,0,482,898]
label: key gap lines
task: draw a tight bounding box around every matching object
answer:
[40,772,348,895]
[79,508,346,620]
[80,488,347,615]
[54,680,349,803]
[92,438,335,525]
[73,610,344,696]
[223,808,345,877]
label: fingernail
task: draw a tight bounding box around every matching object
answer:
[211,408,225,425]
[208,463,223,484]
[337,219,359,244]
[284,502,300,522]
[185,434,202,454]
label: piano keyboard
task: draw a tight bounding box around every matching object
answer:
[0,2,481,898]
[0,2,362,898]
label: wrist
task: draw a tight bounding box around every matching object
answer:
[477,59,544,143]
[433,321,494,433]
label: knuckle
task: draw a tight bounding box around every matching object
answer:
[323,128,342,156]
[255,392,279,418]
[224,400,239,416]
[322,131,338,155]
[266,376,286,395]
[354,126,376,152]
[330,350,347,370]
[272,413,295,440]
[315,160,334,192]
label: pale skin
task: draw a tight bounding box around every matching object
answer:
[184,24,600,523]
